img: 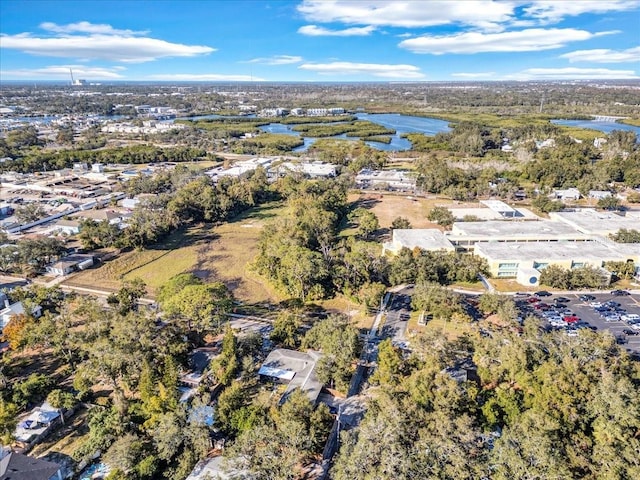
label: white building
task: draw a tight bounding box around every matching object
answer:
[383,229,455,255]
[553,188,581,201]
[355,169,416,191]
[271,161,337,178]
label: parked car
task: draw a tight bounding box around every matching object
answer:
[590,301,603,308]
[630,323,640,331]
[623,328,640,336]
[554,297,571,303]
[611,289,630,296]
[563,315,580,324]
[579,294,596,301]
[526,297,540,303]
[535,291,552,297]
[621,314,640,322]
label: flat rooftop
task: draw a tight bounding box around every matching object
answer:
[451,220,587,239]
[393,229,454,251]
[550,210,639,234]
[475,240,632,263]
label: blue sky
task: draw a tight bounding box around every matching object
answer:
[0,0,639,82]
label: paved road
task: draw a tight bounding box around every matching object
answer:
[380,289,412,348]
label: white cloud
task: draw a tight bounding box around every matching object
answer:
[1,64,125,79]
[245,55,303,65]
[299,61,425,78]
[399,28,615,54]
[148,73,265,81]
[298,25,376,36]
[523,1,640,24]
[39,21,146,35]
[508,67,638,80]
[297,0,515,30]
[451,72,496,78]
[560,46,640,63]
[0,21,215,63]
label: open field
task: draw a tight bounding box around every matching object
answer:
[318,295,374,330]
[66,202,285,303]
[64,227,201,294]
[195,202,285,305]
[406,311,473,341]
[348,192,464,229]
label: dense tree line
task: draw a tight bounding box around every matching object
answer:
[332,323,640,480]
[539,265,610,289]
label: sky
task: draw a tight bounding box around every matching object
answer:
[0,0,639,82]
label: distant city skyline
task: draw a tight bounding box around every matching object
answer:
[0,0,638,82]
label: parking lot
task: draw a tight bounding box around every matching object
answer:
[516,291,640,355]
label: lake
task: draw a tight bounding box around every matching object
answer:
[551,119,640,136]
[260,113,452,152]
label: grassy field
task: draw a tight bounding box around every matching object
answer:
[66,202,286,303]
[195,202,285,304]
[65,227,201,294]
[405,310,473,340]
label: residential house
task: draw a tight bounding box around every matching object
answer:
[258,349,323,405]
[46,254,94,277]
[1,301,42,331]
[553,188,581,201]
[0,452,62,480]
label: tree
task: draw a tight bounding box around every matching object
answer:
[209,325,239,386]
[539,264,571,289]
[604,260,636,280]
[107,278,147,315]
[391,216,412,230]
[427,206,455,228]
[14,203,46,224]
[597,195,622,211]
[532,195,565,213]
[0,313,31,350]
[0,399,18,445]
[348,207,379,240]
[56,125,74,145]
[370,339,404,387]
[610,228,640,243]
[302,316,362,392]
[161,282,233,334]
[357,282,387,312]
[103,433,145,475]
[270,311,302,348]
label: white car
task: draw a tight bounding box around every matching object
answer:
[589,302,603,308]
[630,323,640,331]
[622,314,640,322]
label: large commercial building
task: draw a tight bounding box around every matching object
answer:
[549,209,640,236]
[384,206,640,286]
[474,240,636,286]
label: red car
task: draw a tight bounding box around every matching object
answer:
[526,297,540,304]
[563,315,580,324]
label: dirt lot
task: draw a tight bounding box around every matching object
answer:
[348,192,466,229]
